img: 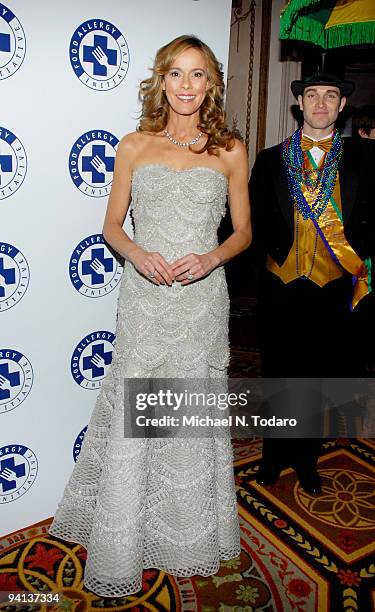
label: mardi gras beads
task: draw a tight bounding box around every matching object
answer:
[281,128,342,220]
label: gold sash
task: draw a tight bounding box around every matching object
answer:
[304,151,370,310]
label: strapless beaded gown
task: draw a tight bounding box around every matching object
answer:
[48,165,241,597]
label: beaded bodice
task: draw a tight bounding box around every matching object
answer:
[131,165,228,259]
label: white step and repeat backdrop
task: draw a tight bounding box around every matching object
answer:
[1,0,232,536]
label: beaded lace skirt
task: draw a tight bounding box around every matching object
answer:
[48,165,241,597]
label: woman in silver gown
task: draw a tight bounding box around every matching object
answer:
[49,35,251,597]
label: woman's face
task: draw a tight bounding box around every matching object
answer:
[162,47,209,117]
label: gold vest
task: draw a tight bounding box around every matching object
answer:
[266,157,344,286]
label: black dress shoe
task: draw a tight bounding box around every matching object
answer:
[256,464,282,486]
[296,468,322,495]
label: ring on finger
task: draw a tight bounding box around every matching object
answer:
[187,273,194,281]
[148,270,156,279]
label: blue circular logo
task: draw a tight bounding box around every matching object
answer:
[0,242,30,312]
[69,18,129,91]
[0,127,27,199]
[71,330,115,389]
[69,234,122,297]
[0,4,26,80]
[69,129,118,197]
[73,426,87,462]
[0,444,38,504]
[0,348,33,414]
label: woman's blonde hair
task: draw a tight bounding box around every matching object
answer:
[138,35,235,155]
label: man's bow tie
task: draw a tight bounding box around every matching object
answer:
[301,135,332,153]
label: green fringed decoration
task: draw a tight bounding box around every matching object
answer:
[280,0,375,49]
[280,0,326,38]
[325,21,375,48]
[289,13,330,46]
[281,12,331,46]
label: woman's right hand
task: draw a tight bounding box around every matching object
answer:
[130,247,175,286]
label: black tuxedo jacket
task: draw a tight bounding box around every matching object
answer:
[249,136,375,270]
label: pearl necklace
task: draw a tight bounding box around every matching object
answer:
[164,129,203,148]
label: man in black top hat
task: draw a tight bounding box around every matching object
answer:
[249,73,375,494]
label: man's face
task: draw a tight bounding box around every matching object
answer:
[298,85,346,132]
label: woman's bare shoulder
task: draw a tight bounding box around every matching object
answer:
[220,138,248,172]
[228,137,247,156]
[118,130,148,149]
[117,131,156,165]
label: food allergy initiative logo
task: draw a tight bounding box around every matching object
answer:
[69,233,122,297]
[73,425,87,462]
[0,348,33,414]
[0,127,27,200]
[0,444,38,503]
[71,330,115,389]
[0,242,30,312]
[0,3,26,80]
[69,129,118,197]
[69,18,129,90]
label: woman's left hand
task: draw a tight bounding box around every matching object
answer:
[171,252,219,285]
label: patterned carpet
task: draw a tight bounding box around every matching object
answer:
[0,438,374,612]
[1,300,374,611]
